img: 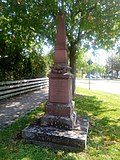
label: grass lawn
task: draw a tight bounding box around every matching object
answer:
[0,88,120,160]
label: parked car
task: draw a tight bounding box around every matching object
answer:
[85,74,96,79]
[96,75,102,79]
[85,74,102,79]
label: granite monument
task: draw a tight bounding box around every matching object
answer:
[22,12,89,151]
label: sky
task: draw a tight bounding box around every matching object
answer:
[43,45,52,54]
[88,49,108,66]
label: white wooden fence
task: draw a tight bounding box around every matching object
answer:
[0,78,49,100]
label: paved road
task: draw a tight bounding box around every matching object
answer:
[0,88,48,130]
[76,79,120,95]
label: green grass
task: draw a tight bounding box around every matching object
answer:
[0,88,120,160]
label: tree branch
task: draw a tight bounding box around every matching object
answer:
[87,3,97,13]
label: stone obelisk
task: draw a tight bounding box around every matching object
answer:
[22,12,89,151]
[54,11,67,65]
[41,12,76,129]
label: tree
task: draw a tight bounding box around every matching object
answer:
[0,0,49,80]
[91,63,106,76]
[62,0,119,94]
[106,55,120,78]
[76,49,86,71]
[76,52,106,78]
[1,0,119,93]
[39,0,119,94]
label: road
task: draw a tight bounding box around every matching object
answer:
[76,79,120,95]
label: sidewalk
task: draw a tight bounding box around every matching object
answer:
[0,88,48,130]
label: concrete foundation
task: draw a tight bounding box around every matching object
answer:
[22,116,89,151]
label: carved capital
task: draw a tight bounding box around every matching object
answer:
[50,64,71,74]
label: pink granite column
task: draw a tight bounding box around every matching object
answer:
[41,11,76,129]
[54,11,67,65]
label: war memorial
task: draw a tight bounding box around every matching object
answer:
[22,12,89,151]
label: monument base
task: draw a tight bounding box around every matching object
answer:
[22,116,89,151]
[41,101,77,130]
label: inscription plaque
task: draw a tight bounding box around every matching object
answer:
[49,79,69,103]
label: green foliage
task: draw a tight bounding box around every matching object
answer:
[0,0,53,81]
[0,40,47,80]
[0,56,47,81]
[0,0,119,83]
[1,0,119,54]
[44,50,54,74]
[0,89,120,160]
[90,63,106,75]
[76,50,106,77]
[76,49,86,71]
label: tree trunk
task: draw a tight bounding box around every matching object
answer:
[116,70,119,78]
[70,44,76,96]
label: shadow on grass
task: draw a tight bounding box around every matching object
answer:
[74,94,120,142]
[0,95,120,160]
[74,94,103,116]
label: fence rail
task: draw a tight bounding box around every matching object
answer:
[0,78,49,100]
